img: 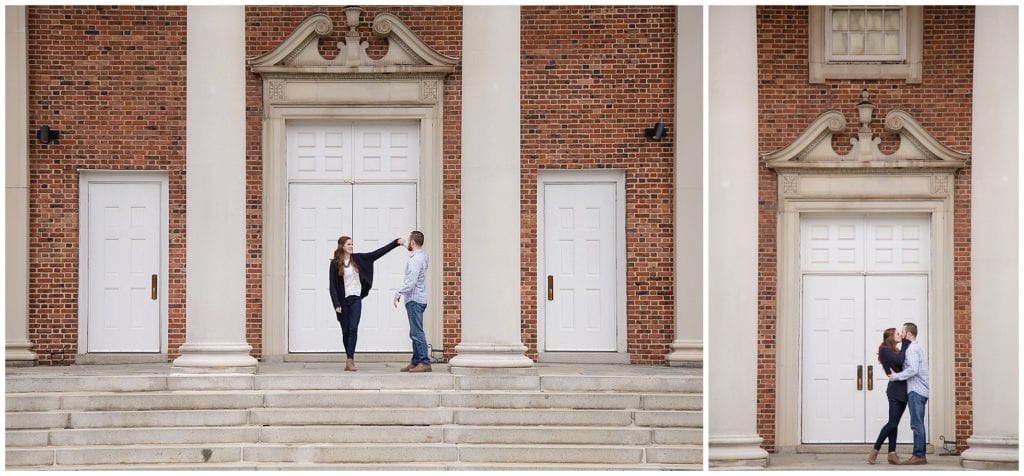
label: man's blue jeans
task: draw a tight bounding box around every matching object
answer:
[405,301,430,365]
[908,391,928,457]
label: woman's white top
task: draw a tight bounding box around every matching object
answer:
[343,261,361,298]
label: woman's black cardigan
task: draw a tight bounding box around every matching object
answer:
[878,338,912,402]
[329,239,402,310]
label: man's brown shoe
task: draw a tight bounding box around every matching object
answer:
[409,364,432,373]
[902,455,927,465]
[400,363,414,372]
[868,448,879,464]
[887,452,900,465]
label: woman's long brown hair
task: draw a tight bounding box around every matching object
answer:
[333,236,358,276]
[877,327,899,363]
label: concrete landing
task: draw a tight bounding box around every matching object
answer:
[768,452,964,470]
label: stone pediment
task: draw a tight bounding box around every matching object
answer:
[248,8,458,77]
[764,91,968,171]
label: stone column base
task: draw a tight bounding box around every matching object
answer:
[709,435,769,469]
[173,342,257,371]
[666,339,703,367]
[960,437,1019,470]
[448,343,534,368]
[6,341,38,367]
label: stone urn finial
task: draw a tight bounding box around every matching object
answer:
[856,89,874,133]
[344,6,362,35]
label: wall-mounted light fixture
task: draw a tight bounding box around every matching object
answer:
[644,122,667,141]
[37,125,61,144]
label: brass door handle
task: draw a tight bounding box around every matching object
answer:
[151,274,158,300]
[867,365,874,391]
[547,275,554,301]
[857,365,863,391]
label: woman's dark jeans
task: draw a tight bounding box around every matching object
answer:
[337,295,362,359]
[873,397,908,452]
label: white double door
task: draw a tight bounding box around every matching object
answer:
[800,214,930,443]
[85,180,163,352]
[287,120,419,353]
[542,180,618,352]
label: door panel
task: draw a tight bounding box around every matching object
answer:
[802,275,866,443]
[543,182,617,351]
[352,183,417,352]
[352,123,419,181]
[288,183,352,352]
[865,275,927,443]
[286,121,351,181]
[801,215,865,273]
[87,182,161,352]
[865,215,930,273]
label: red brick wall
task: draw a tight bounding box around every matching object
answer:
[521,6,677,364]
[756,6,974,450]
[26,6,188,365]
[244,7,464,359]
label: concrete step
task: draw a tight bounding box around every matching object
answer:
[441,391,641,409]
[453,408,633,427]
[457,444,645,464]
[6,411,69,430]
[243,443,459,464]
[251,408,452,426]
[5,430,49,447]
[635,410,702,428]
[540,375,702,393]
[253,374,454,391]
[58,392,265,412]
[259,426,443,444]
[68,409,250,429]
[7,445,244,466]
[5,374,256,393]
[444,425,653,445]
[646,445,704,464]
[48,427,259,446]
[262,390,440,408]
[6,462,701,471]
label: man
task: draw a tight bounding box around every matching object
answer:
[888,322,929,465]
[394,231,430,373]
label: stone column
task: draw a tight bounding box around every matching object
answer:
[960,6,1019,470]
[5,6,38,366]
[449,6,532,368]
[708,6,768,468]
[173,6,257,369]
[666,6,704,367]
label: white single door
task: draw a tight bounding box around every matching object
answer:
[865,275,927,444]
[87,182,161,352]
[288,183,352,352]
[801,275,866,443]
[352,183,417,352]
[543,182,617,351]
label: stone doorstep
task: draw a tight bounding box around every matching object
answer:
[7,443,703,466]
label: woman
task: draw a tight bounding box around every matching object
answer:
[329,235,404,371]
[869,327,911,464]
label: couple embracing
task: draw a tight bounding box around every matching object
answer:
[328,231,432,373]
[869,322,930,465]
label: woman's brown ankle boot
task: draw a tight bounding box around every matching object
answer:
[345,358,356,371]
[887,452,900,465]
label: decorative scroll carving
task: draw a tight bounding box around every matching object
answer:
[268,80,284,101]
[764,90,969,171]
[781,175,799,195]
[247,9,458,76]
[421,80,439,102]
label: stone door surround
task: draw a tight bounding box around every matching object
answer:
[248,9,458,359]
[765,91,968,449]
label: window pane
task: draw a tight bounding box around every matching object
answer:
[850,10,865,30]
[833,10,849,30]
[866,10,884,30]
[832,32,848,55]
[884,31,899,55]
[884,10,901,30]
[850,32,865,55]
[866,32,884,55]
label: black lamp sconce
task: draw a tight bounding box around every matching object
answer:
[644,122,667,141]
[37,125,61,144]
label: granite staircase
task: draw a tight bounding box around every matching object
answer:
[6,364,702,470]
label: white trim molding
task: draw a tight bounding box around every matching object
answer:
[809,6,923,84]
[765,100,967,449]
[536,169,628,364]
[248,9,457,360]
[77,171,170,359]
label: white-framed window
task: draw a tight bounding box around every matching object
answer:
[808,6,923,84]
[826,6,906,63]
